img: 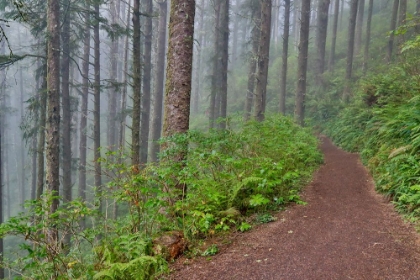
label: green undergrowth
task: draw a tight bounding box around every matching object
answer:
[0,115,322,279]
[323,63,420,222]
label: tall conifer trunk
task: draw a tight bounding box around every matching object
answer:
[46,0,61,260]
[79,3,90,212]
[254,0,272,122]
[279,0,290,115]
[132,0,141,167]
[140,0,153,163]
[93,2,102,211]
[363,0,373,72]
[243,0,260,121]
[61,0,72,203]
[294,0,311,126]
[150,0,167,162]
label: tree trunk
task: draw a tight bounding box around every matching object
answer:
[79,3,90,212]
[150,0,168,162]
[293,0,300,50]
[0,40,4,280]
[93,2,102,211]
[119,0,131,151]
[231,0,239,66]
[192,0,205,115]
[344,0,358,89]
[210,0,221,129]
[415,0,420,33]
[328,0,339,71]
[386,0,399,63]
[61,0,72,203]
[254,0,272,122]
[362,0,373,73]
[279,0,290,115]
[218,0,229,129]
[37,63,47,199]
[132,0,141,168]
[108,0,119,151]
[46,0,61,258]
[315,0,330,83]
[294,0,311,126]
[355,0,364,54]
[162,0,196,187]
[244,1,261,121]
[140,0,153,163]
[397,0,406,46]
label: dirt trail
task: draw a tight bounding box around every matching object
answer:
[168,137,420,280]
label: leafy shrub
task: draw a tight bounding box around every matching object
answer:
[0,115,322,279]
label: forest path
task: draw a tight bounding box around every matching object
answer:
[168,137,420,280]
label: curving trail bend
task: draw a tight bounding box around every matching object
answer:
[168,137,420,280]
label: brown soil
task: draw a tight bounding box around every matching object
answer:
[167,137,420,280]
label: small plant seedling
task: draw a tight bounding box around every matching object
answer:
[202,244,219,256]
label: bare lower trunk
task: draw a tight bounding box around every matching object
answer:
[328,0,340,71]
[254,0,272,122]
[61,0,72,203]
[362,0,373,73]
[93,2,102,212]
[108,0,120,151]
[294,0,311,126]
[162,0,196,193]
[244,1,261,121]
[37,63,47,199]
[343,0,359,101]
[46,0,61,259]
[279,0,290,115]
[386,0,399,62]
[210,0,221,129]
[355,0,365,54]
[140,0,153,163]
[79,3,90,210]
[132,0,141,167]
[315,0,330,84]
[150,0,167,162]
[218,0,229,129]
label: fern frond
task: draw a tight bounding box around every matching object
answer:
[389,145,412,159]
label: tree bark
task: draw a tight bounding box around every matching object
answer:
[108,0,120,151]
[46,0,60,257]
[294,0,311,126]
[218,0,229,129]
[355,0,365,54]
[93,2,102,211]
[61,0,72,203]
[150,0,168,162]
[192,0,204,115]
[345,0,358,85]
[0,39,4,280]
[79,3,90,212]
[254,0,272,122]
[397,0,406,46]
[140,0,153,163]
[362,0,373,73]
[315,0,330,83]
[328,0,339,71]
[119,0,131,151]
[386,0,399,63]
[279,0,290,115]
[37,63,47,199]
[132,0,141,168]
[244,0,261,121]
[162,0,196,174]
[210,0,221,129]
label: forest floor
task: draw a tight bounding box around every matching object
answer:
[166,137,420,279]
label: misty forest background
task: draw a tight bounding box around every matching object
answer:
[0,0,420,279]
